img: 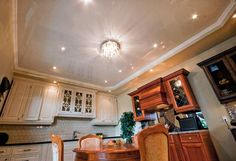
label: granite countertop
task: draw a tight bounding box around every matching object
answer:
[0,136,121,146]
[169,129,209,135]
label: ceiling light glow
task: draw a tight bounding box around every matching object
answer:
[53,66,57,70]
[118,69,122,73]
[192,14,198,20]
[100,40,120,59]
[53,81,57,84]
[61,46,66,51]
[105,80,108,83]
[233,13,236,19]
[81,0,93,5]
[153,43,158,48]
[150,69,153,72]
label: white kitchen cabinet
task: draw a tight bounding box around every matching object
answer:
[58,86,96,118]
[11,156,39,161]
[92,93,118,125]
[0,77,59,124]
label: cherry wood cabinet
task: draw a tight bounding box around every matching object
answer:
[198,46,236,103]
[128,90,156,121]
[163,69,199,113]
[169,131,219,161]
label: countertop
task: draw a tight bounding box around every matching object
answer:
[169,129,209,135]
[0,136,121,146]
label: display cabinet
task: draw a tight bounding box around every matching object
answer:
[198,46,236,103]
[163,69,199,113]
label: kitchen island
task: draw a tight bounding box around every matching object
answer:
[73,144,140,161]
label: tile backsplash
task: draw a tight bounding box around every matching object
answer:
[0,117,117,144]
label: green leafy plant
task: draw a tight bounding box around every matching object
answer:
[120,111,135,144]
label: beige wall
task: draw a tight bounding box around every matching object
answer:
[116,35,236,161]
[0,0,14,81]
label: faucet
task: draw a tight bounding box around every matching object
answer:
[73,131,80,139]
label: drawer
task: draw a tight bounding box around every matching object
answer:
[0,157,11,161]
[179,133,201,143]
[12,145,40,155]
[10,156,39,161]
[0,148,11,156]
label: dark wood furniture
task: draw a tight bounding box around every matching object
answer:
[73,144,140,161]
[137,124,169,161]
[128,90,156,121]
[198,46,236,104]
[169,131,219,161]
[163,69,199,113]
[51,134,64,161]
[128,78,168,121]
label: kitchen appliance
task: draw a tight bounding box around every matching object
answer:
[177,116,199,131]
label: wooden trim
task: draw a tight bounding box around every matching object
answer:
[163,68,189,81]
[137,124,169,161]
[51,134,64,161]
[79,134,102,148]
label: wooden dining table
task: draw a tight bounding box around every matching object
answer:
[73,144,140,161]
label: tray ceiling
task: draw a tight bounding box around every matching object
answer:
[15,0,234,90]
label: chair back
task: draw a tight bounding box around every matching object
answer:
[51,134,64,161]
[79,134,102,150]
[137,124,169,161]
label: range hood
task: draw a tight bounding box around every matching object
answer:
[138,78,169,112]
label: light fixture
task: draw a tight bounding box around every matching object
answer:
[100,40,120,59]
[108,90,111,93]
[150,69,154,72]
[53,81,57,84]
[192,14,198,20]
[118,69,122,73]
[61,46,66,52]
[162,45,165,49]
[233,13,236,19]
[153,43,158,48]
[105,80,108,83]
[52,66,57,70]
[81,0,93,5]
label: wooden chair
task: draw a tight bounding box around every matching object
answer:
[79,134,102,150]
[137,124,169,161]
[51,134,64,161]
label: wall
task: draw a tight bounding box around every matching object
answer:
[116,35,236,161]
[0,0,14,81]
[0,117,117,144]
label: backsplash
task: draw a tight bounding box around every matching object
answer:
[0,117,117,144]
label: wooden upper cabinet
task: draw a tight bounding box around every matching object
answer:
[128,90,156,121]
[198,46,236,104]
[163,69,199,113]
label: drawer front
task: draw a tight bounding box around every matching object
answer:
[12,145,40,155]
[0,157,11,161]
[179,133,201,143]
[0,148,11,156]
[11,156,39,161]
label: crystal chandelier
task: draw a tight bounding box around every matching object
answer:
[100,40,120,59]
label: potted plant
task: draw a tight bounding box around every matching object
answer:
[120,111,135,144]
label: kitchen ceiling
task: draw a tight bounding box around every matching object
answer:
[15,0,235,90]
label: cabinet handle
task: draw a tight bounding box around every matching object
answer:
[22,160,29,161]
[4,159,8,161]
[23,149,32,152]
[0,150,5,153]
[188,137,192,140]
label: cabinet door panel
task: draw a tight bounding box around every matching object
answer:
[60,89,73,114]
[169,144,181,161]
[84,92,95,116]
[40,86,59,122]
[182,143,207,161]
[2,81,28,120]
[23,85,44,121]
[73,91,83,114]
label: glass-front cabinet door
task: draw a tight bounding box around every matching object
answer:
[73,91,83,114]
[164,69,199,113]
[60,89,73,114]
[84,92,95,115]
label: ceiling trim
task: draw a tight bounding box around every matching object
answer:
[12,0,236,91]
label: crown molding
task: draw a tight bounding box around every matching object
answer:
[12,1,236,91]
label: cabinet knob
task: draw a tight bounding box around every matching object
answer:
[0,150,4,153]
[188,137,192,140]
[23,148,31,152]
[4,159,8,161]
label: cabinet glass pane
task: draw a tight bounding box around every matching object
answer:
[207,60,236,97]
[62,90,72,112]
[133,96,142,117]
[74,92,83,112]
[170,78,189,107]
[85,94,93,113]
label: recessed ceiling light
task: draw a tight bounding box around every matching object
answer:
[61,46,66,51]
[118,69,122,73]
[192,14,198,20]
[53,81,57,84]
[81,0,93,5]
[108,90,111,93]
[162,45,165,49]
[160,41,164,45]
[153,43,158,48]
[150,69,153,72]
[105,80,108,83]
[232,13,236,19]
[52,66,57,70]
[131,66,134,70]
